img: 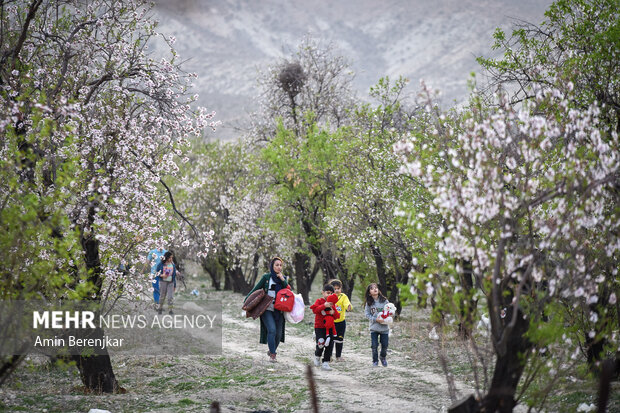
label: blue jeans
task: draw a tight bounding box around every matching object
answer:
[152,277,160,303]
[261,310,283,355]
[371,331,389,363]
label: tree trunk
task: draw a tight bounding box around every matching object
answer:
[200,257,221,291]
[294,252,310,304]
[71,354,118,393]
[371,244,388,296]
[387,270,400,311]
[220,253,233,291]
[450,305,531,413]
[586,285,616,375]
[586,333,606,374]
[318,248,341,285]
[448,395,479,413]
[597,357,619,413]
[337,254,355,299]
[343,273,355,299]
[480,306,531,412]
[300,216,343,286]
[223,270,231,290]
[70,327,119,394]
[228,265,251,294]
[294,251,315,304]
[77,226,119,394]
[250,252,260,288]
[457,259,476,339]
[0,355,26,387]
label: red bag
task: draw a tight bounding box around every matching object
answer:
[274,286,295,312]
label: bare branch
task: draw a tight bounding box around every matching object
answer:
[3,0,43,70]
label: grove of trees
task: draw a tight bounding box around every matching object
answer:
[1,0,618,411]
[1,0,214,391]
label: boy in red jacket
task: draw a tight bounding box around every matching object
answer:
[321,293,339,347]
[310,284,340,371]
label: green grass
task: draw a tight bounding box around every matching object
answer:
[173,381,197,391]
[201,371,266,389]
[15,394,47,406]
[148,376,175,387]
[534,387,596,412]
[293,354,311,364]
[177,398,196,406]
[281,383,311,410]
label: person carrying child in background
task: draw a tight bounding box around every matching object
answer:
[364,283,390,367]
[155,251,177,315]
[329,279,352,362]
[310,284,340,371]
[147,246,167,304]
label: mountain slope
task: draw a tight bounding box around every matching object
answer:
[152,0,553,139]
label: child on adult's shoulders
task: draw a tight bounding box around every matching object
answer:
[310,283,340,371]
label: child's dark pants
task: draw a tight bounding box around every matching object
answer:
[334,320,346,358]
[314,328,334,362]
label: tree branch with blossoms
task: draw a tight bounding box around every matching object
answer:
[395,76,619,411]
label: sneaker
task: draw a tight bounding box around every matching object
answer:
[168,310,173,315]
[157,309,162,315]
[372,361,379,367]
[335,357,343,362]
[321,362,332,371]
[313,356,320,367]
[269,353,277,363]
[380,357,388,367]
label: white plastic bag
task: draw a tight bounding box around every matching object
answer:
[285,293,305,324]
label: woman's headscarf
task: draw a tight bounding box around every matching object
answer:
[269,257,286,293]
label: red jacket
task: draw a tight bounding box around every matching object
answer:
[310,297,341,329]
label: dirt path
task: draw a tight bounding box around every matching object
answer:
[0,288,604,412]
[0,290,473,413]
[222,302,469,413]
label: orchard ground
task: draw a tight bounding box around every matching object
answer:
[0,267,616,412]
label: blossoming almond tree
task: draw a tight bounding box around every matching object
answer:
[326,77,422,307]
[172,138,288,293]
[478,0,619,380]
[395,80,619,411]
[0,0,214,391]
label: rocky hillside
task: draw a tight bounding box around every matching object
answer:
[152,0,553,139]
